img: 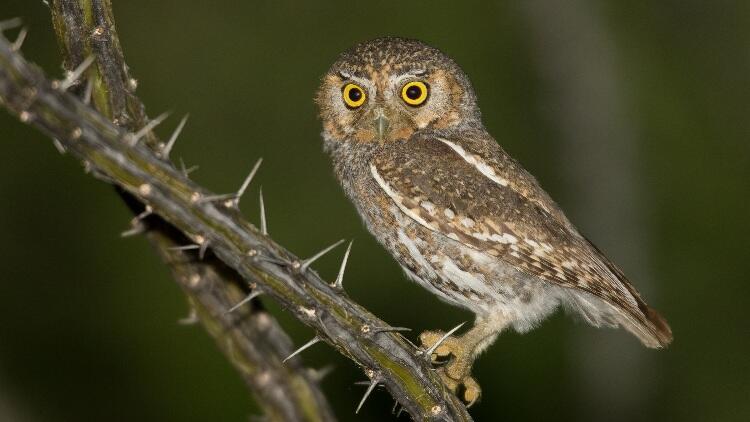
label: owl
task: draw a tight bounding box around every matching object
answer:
[316,37,672,405]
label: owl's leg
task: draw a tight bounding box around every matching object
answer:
[419,314,507,406]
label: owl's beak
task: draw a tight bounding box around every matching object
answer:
[373,111,389,141]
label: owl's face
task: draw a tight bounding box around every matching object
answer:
[316,38,480,144]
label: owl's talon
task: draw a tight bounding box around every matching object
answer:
[419,330,482,405]
[431,366,482,406]
[462,376,481,407]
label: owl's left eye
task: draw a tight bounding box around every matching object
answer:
[401,81,429,106]
[342,83,366,108]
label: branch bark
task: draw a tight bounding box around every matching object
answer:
[0,18,471,422]
[51,1,335,420]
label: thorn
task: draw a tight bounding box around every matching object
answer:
[179,158,199,176]
[229,158,262,208]
[160,114,188,159]
[128,112,170,146]
[168,244,200,251]
[259,187,267,235]
[197,193,235,203]
[256,255,289,266]
[332,240,353,289]
[91,168,116,184]
[356,377,380,414]
[0,18,22,32]
[183,165,199,175]
[136,205,153,220]
[225,290,262,314]
[300,239,345,273]
[373,326,412,334]
[308,365,335,382]
[59,55,95,91]
[421,322,466,358]
[52,138,67,154]
[120,219,145,237]
[198,240,209,260]
[391,400,400,415]
[283,336,321,363]
[177,308,199,325]
[396,405,406,419]
[298,306,316,319]
[82,77,93,104]
[11,26,27,51]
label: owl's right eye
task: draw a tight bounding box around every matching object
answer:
[342,83,366,108]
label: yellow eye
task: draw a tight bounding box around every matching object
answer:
[401,81,429,106]
[342,83,366,108]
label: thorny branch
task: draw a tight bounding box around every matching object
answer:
[51,1,336,420]
[0,16,472,422]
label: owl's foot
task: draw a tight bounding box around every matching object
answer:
[419,330,482,406]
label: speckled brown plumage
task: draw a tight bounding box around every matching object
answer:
[316,37,672,404]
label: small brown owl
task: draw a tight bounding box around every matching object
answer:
[316,37,672,404]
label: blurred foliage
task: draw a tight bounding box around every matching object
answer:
[0,1,748,421]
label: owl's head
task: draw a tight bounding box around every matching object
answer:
[316,37,480,144]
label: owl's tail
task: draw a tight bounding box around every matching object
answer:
[561,289,673,348]
[575,238,673,348]
[621,297,673,348]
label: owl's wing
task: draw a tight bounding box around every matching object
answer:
[370,131,672,347]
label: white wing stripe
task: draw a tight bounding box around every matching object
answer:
[370,163,436,231]
[437,137,510,187]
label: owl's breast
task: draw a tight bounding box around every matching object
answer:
[326,138,397,237]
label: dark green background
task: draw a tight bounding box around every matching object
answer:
[1,1,748,421]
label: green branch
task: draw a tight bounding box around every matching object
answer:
[0,17,471,422]
[37,0,335,419]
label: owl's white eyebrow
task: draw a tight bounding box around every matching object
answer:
[393,69,428,84]
[338,71,370,85]
[401,69,427,78]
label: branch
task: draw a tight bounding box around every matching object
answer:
[49,0,335,419]
[148,223,336,422]
[0,25,471,422]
